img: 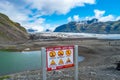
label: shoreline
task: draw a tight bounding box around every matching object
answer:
[0,39,120,80]
[1,38,120,52]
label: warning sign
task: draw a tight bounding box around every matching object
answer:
[46,46,74,71]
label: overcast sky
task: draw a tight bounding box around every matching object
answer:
[0,0,120,32]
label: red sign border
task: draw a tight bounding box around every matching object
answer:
[46,46,74,71]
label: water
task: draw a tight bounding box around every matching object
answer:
[0,51,84,76]
[0,51,41,75]
[78,56,84,62]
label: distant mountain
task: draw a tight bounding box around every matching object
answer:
[54,18,120,34]
[0,13,28,44]
[27,28,37,33]
[45,29,52,32]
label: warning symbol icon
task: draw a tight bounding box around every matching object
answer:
[58,50,64,57]
[66,49,71,56]
[59,59,64,65]
[49,51,56,57]
[50,60,56,65]
[66,58,71,63]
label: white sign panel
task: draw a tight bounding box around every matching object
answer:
[46,46,74,71]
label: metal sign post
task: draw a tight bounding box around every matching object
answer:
[74,45,78,80]
[41,47,46,80]
[41,45,78,80]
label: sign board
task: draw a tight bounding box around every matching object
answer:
[46,46,74,71]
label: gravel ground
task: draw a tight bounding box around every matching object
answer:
[0,39,120,80]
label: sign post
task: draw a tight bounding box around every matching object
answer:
[41,45,78,80]
[74,45,78,80]
[41,47,46,80]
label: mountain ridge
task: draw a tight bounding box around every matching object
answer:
[54,18,120,34]
[0,13,28,44]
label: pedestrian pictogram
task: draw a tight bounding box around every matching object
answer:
[66,58,71,63]
[58,50,64,57]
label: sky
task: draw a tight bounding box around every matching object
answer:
[0,0,120,32]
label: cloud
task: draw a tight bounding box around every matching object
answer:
[68,9,120,22]
[116,16,120,21]
[5,0,120,32]
[98,15,115,22]
[67,15,80,22]
[67,17,72,22]
[85,9,120,22]
[94,9,105,18]
[85,16,94,20]
[0,0,53,32]
[23,18,45,32]
[0,1,30,25]
[21,18,57,32]
[25,0,96,15]
[0,0,97,32]
[73,15,80,21]
[94,9,120,22]
[0,0,95,32]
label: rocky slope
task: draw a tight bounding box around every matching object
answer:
[0,13,28,44]
[54,18,120,34]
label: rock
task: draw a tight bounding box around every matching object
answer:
[24,48,30,51]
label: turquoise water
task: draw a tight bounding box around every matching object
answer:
[0,51,84,76]
[0,51,41,75]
